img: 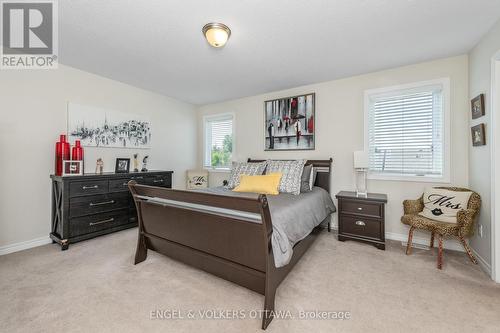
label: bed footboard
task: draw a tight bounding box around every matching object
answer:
[128,182,327,330]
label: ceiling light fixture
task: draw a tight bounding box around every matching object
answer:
[202,22,231,48]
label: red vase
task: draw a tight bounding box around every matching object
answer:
[71,140,84,174]
[61,135,70,162]
[55,141,62,176]
[55,134,71,176]
[71,140,83,161]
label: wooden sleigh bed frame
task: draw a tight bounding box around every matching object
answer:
[128,158,333,330]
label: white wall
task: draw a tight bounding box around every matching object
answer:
[0,64,197,250]
[198,56,469,247]
[468,18,500,270]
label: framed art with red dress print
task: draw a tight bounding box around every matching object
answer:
[264,93,315,151]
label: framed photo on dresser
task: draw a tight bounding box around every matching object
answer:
[264,93,315,151]
[115,158,130,173]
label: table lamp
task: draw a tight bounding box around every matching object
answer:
[353,151,368,197]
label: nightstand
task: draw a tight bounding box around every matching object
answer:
[335,191,388,250]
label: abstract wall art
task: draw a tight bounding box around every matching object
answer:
[67,103,151,149]
[264,93,315,151]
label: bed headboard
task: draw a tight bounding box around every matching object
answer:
[247,158,333,194]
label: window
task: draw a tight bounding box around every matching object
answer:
[365,79,450,182]
[203,114,234,169]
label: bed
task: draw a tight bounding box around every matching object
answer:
[128,158,334,329]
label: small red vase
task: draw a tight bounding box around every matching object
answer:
[72,140,83,161]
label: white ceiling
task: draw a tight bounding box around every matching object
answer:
[60,0,500,105]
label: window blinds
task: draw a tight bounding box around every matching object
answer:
[204,115,233,168]
[367,85,444,178]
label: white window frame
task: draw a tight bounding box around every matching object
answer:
[364,78,451,183]
[203,113,235,171]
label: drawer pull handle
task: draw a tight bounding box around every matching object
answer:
[132,176,144,180]
[153,179,164,183]
[355,220,366,226]
[89,200,115,207]
[82,185,99,190]
[357,207,363,211]
[122,182,129,186]
[89,218,114,226]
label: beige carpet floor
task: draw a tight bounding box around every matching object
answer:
[1,228,499,333]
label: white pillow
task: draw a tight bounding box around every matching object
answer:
[265,159,306,195]
[227,161,267,188]
[418,188,473,223]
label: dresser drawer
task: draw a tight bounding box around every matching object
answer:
[109,178,132,192]
[70,180,108,197]
[340,215,382,240]
[129,175,147,183]
[69,192,129,217]
[144,174,171,187]
[341,200,382,218]
[69,209,131,237]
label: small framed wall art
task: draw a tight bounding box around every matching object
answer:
[62,160,83,176]
[471,94,485,119]
[471,123,486,146]
[115,158,130,173]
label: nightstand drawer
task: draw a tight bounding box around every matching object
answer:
[340,215,382,240]
[341,200,382,218]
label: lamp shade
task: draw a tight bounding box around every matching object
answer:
[353,151,368,169]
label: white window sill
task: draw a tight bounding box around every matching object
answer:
[204,167,231,173]
[368,173,450,184]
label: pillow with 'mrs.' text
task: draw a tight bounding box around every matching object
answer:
[418,188,472,223]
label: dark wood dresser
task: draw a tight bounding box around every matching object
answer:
[336,191,388,250]
[50,171,173,250]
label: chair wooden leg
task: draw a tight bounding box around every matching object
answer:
[459,235,478,264]
[437,234,443,269]
[406,226,415,255]
[430,232,435,249]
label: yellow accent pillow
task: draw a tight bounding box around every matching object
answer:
[233,173,282,195]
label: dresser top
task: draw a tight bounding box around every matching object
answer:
[50,170,173,181]
[335,191,387,203]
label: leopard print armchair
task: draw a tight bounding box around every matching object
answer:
[401,187,481,269]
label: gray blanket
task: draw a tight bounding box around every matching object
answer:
[195,186,336,267]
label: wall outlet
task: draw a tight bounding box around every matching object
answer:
[478,224,483,238]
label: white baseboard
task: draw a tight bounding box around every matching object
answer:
[385,232,465,252]
[330,220,465,252]
[0,236,51,256]
[471,247,492,277]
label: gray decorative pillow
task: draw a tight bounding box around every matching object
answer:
[228,161,267,188]
[266,159,306,195]
[300,164,313,193]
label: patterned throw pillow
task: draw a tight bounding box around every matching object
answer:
[418,188,473,223]
[227,161,267,188]
[266,159,306,195]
